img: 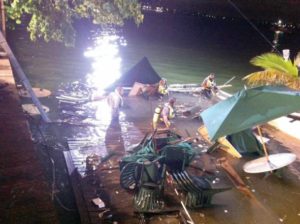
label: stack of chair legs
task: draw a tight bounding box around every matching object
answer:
[161,146,230,209]
[133,160,166,213]
[171,171,229,208]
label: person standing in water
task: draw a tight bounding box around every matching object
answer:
[201,73,218,99]
[152,98,176,130]
[107,86,124,120]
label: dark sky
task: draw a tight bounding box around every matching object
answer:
[142,0,300,23]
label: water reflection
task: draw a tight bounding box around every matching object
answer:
[84,28,127,92]
[271,19,288,51]
[83,28,129,140]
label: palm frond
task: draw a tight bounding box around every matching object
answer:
[243,69,300,90]
[250,53,298,77]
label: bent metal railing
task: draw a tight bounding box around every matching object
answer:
[0,31,51,122]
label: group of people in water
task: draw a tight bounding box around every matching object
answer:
[128,78,169,98]
[107,73,218,129]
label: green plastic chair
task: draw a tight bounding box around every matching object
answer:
[161,146,230,208]
[133,157,166,213]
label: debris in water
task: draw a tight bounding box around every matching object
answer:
[279,215,287,222]
[199,213,205,218]
[224,209,228,213]
[251,189,256,193]
[115,191,119,194]
[98,209,110,218]
[92,197,105,209]
[86,154,101,170]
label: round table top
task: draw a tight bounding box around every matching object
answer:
[243,153,296,173]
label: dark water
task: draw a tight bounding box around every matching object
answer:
[9,13,300,93]
[8,12,300,224]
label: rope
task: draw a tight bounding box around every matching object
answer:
[227,0,281,54]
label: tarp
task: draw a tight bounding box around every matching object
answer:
[108,57,161,90]
[226,129,263,155]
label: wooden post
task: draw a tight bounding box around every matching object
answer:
[0,0,5,37]
[257,126,269,161]
[0,31,51,122]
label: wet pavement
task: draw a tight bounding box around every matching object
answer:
[57,92,300,224]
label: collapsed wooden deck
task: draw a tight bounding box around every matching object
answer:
[61,92,300,224]
[63,118,150,223]
[60,95,218,224]
[0,58,59,223]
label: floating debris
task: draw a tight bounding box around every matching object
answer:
[19,87,52,98]
[22,104,50,115]
[92,197,106,209]
[279,215,287,222]
[98,209,110,218]
[86,154,101,170]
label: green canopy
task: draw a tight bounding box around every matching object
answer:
[226,129,263,155]
[201,86,300,141]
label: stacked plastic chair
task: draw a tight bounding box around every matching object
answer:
[133,157,166,212]
[161,146,230,208]
[119,130,230,212]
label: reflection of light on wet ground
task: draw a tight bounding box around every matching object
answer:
[94,100,112,125]
[84,28,126,92]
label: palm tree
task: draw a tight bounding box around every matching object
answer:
[243,52,300,90]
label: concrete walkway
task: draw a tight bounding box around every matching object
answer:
[0,58,58,223]
[269,114,300,141]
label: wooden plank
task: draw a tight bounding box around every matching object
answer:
[63,151,91,224]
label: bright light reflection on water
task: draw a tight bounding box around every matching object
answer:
[84,28,127,93]
[82,28,128,126]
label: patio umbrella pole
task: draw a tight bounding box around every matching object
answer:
[257,126,269,161]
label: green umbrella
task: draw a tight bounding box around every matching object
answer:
[201,86,299,173]
[201,86,300,141]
